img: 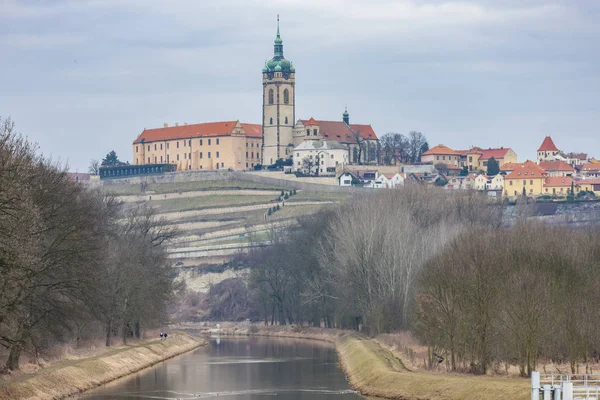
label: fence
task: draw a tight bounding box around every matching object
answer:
[532,371,600,399]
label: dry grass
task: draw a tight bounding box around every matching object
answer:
[150,195,276,213]
[337,335,529,400]
[104,180,284,196]
[0,333,204,400]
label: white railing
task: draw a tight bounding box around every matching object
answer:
[532,371,600,399]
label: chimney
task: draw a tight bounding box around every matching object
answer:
[163,122,168,128]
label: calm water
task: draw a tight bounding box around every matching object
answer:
[79,336,362,400]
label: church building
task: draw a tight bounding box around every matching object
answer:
[132,18,378,170]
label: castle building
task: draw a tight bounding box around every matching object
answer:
[261,16,296,166]
[132,121,262,171]
[132,17,377,170]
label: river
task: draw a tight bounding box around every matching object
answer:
[79,336,362,399]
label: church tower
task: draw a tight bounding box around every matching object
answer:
[262,16,295,166]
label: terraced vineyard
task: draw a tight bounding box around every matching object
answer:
[104,179,348,292]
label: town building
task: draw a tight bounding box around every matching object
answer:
[580,163,600,178]
[577,178,600,196]
[421,145,461,166]
[538,161,575,177]
[543,177,580,197]
[537,136,560,162]
[133,121,262,171]
[504,161,547,197]
[292,112,378,165]
[293,139,349,176]
[462,147,518,171]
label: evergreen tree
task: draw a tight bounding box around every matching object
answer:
[102,150,121,166]
[486,157,500,176]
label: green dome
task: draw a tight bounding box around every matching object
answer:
[262,16,294,74]
[274,64,282,72]
[279,59,291,69]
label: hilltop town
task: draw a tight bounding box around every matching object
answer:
[84,20,599,202]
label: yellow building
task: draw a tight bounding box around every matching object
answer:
[132,121,262,171]
[504,161,547,197]
[421,145,461,166]
[578,179,600,195]
[463,147,518,171]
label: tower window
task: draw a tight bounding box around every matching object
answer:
[283,88,289,104]
[285,117,288,124]
[269,88,274,105]
[136,146,138,153]
[270,118,273,125]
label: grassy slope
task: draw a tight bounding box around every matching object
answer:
[336,335,529,400]
[104,180,285,196]
[0,333,204,400]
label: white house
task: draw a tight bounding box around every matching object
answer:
[373,172,406,188]
[293,140,349,176]
[338,172,356,187]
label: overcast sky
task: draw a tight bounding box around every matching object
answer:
[1,0,599,171]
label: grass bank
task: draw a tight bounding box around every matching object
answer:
[184,324,529,400]
[0,333,204,400]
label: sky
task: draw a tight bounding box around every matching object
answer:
[1,0,599,172]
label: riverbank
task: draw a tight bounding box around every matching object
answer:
[179,323,529,400]
[0,333,205,400]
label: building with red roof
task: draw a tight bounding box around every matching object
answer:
[421,145,462,166]
[292,108,378,164]
[537,136,561,162]
[504,160,547,197]
[538,160,575,177]
[132,121,263,171]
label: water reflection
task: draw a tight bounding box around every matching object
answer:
[80,336,361,399]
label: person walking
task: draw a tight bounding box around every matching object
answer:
[160,331,164,340]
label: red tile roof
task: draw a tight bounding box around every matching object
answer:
[133,121,261,143]
[242,123,262,138]
[538,136,559,152]
[544,177,575,187]
[300,120,377,141]
[581,163,600,172]
[422,145,460,156]
[505,160,547,180]
[539,161,574,172]
[501,162,519,171]
[467,147,512,160]
[579,178,600,185]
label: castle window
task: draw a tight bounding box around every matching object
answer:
[216,139,220,145]
[147,145,150,151]
[200,139,203,145]
[216,151,220,158]
[269,89,274,104]
[285,117,288,124]
[208,152,211,158]
[200,152,203,159]
[148,157,150,163]
[154,144,157,150]
[136,146,138,153]
[283,88,289,104]
[189,139,191,146]
[270,118,273,125]
[160,156,163,163]
[177,154,179,161]
[184,153,187,159]
[208,139,211,145]
[184,141,186,147]
[177,142,179,148]
[166,143,169,149]
[246,152,248,158]
[160,143,163,150]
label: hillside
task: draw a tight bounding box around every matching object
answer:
[102,177,349,293]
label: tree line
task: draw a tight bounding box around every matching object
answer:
[208,184,600,377]
[0,118,177,371]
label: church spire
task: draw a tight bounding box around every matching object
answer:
[274,14,283,59]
